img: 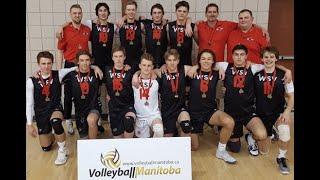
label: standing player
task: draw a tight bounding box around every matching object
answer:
[56,4,91,135]
[167,1,195,66]
[118,0,143,72]
[133,53,163,138]
[26,51,78,165]
[105,47,136,138]
[189,49,236,164]
[254,47,294,174]
[64,50,102,139]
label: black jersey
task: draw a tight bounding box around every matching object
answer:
[104,66,135,109]
[143,19,168,68]
[254,68,286,116]
[168,21,195,66]
[91,21,114,67]
[119,20,143,67]
[159,67,186,117]
[31,70,61,116]
[188,70,219,116]
[66,70,100,117]
[224,63,255,116]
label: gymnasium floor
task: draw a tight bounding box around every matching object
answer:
[26,113,294,180]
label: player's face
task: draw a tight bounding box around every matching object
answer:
[112,51,125,67]
[152,8,163,23]
[238,11,253,29]
[206,6,219,22]
[199,52,214,71]
[125,4,137,20]
[77,54,91,72]
[139,59,154,76]
[232,49,247,67]
[166,55,179,72]
[262,51,277,68]
[176,6,188,21]
[70,7,82,24]
[38,57,53,74]
[98,6,109,20]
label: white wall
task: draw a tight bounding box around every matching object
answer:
[26,0,269,78]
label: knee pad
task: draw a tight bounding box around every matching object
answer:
[152,124,164,137]
[50,118,64,135]
[227,140,241,153]
[41,142,53,152]
[180,120,191,134]
[123,116,135,133]
[277,124,290,142]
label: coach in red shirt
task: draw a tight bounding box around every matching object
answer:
[56,4,91,135]
[227,9,269,64]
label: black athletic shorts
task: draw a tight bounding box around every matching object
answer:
[190,109,218,134]
[228,112,258,138]
[109,106,136,136]
[75,109,101,138]
[259,114,280,136]
[35,104,63,135]
[162,107,188,134]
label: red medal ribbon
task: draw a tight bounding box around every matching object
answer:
[233,65,247,89]
[263,69,277,96]
[78,69,91,97]
[39,71,52,99]
[126,22,136,42]
[199,70,212,94]
[112,67,125,92]
[169,73,179,95]
[139,74,152,100]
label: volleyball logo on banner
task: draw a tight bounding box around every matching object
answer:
[100,148,121,169]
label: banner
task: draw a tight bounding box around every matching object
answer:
[77,137,192,180]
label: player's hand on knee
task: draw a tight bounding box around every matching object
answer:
[27,125,37,137]
[278,112,291,125]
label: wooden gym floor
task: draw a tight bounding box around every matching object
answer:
[26,113,294,180]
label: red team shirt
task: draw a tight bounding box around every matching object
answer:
[57,23,91,62]
[197,20,237,62]
[227,26,269,64]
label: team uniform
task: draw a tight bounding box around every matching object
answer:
[217,62,264,138]
[105,66,135,136]
[64,70,101,138]
[159,67,187,134]
[26,68,76,134]
[58,23,91,120]
[227,26,269,64]
[86,20,115,75]
[133,78,162,138]
[143,19,168,68]
[254,68,294,136]
[119,20,143,71]
[167,21,195,66]
[188,70,219,133]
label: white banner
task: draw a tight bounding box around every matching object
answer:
[77,137,192,180]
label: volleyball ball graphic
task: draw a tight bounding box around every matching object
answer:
[100,148,121,169]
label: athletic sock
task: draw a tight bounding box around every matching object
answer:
[218,142,226,151]
[57,141,66,151]
[278,148,287,158]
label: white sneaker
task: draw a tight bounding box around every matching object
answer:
[66,120,74,135]
[216,150,237,164]
[55,148,69,165]
[245,133,259,156]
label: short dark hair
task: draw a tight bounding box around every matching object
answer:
[239,9,253,16]
[70,4,82,12]
[232,44,248,54]
[140,53,154,64]
[151,3,164,16]
[75,50,93,64]
[175,1,189,11]
[126,0,137,8]
[197,49,216,69]
[95,3,110,16]
[206,3,219,13]
[261,46,280,59]
[37,51,54,64]
[112,46,126,57]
